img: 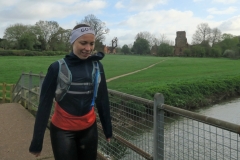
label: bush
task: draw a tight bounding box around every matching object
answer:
[223,49,235,58]
[0,50,67,56]
[210,47,222,57]
[183,48,191,57]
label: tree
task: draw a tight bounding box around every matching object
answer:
[216,34,239,54]
[121,44,130,54]
[132,38,150,55]
[183,48,191,57]
[18,32,36,50]
[192,23,211,45]
[157,43,173,56]
[3,24,39,50]
[135,31,155,47]
[210,28,222,46]
[222,33,234,39]
[3,23,29,48]
[210,47,222,57]
[94,40,105,52]
[48,27,71,51]
[0,38,9,49]
[110,37,118,53]
[80,14,109,42]
[35,20,60,50]
[191,45,206,57]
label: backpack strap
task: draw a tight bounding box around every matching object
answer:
[90,61,101,107]
[55,59,72,102]
[55,59,101,106]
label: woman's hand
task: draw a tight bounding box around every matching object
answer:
[30,152,41,157]
[106,138,111,143]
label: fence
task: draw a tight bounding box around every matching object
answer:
[0,83,15,103]
[154,93,240,160]
[11,72,240,160]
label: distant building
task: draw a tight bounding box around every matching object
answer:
[174,31,189,56]
[103,45,116,54]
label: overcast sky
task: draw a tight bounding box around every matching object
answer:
[0,0,240,46]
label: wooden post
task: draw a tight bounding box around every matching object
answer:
[3,83,6,103]
[10,84,15,102]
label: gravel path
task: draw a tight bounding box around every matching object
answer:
[106,60,166,82]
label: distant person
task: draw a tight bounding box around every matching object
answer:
[29,23,112,160]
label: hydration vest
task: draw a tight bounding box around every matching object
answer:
[55,59,101,107]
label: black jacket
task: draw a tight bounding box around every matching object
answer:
[29,52,112,152]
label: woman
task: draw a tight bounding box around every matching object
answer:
[29,24,112,160]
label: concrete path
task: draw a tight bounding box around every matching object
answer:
[0,103,54,160]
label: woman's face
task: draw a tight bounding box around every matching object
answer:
[72,34,95,59]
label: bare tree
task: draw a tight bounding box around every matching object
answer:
[49,27,71,51]
[110,37,118,53]
[35,20,60,50]
[135,31,155,47]
[127,43,133,49]
[210,28,222,46]
[80,14,109,42]
[159,34,168,44]
[192,23,211,45]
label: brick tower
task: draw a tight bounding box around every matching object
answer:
[174,31,188,56]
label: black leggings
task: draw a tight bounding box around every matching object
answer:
[50,121,98,160]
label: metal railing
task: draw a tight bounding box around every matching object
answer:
[154,93,240,160]
[11,72,240,160]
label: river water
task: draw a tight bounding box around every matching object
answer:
[122,97,240,160]
[196,97,240,124]
[163,97,240,160]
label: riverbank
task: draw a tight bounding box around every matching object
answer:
[143,75,240,110]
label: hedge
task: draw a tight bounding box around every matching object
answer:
[144,75,240,109]
[0,50,68,56]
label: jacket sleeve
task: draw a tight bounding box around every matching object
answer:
[95,62,113,139]
[29,62,58,153]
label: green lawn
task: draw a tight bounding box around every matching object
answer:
[1,55,240,93]
[0,54,162,83]
[107,57,240,97]
[1,55,240,107]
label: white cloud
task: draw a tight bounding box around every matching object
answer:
[207,7,237,15]
[207,15,215,19]
[212,0,237,4]
[0,1,106,20]
[105,9,207,45]
[115,1,125,9]
[0,0,107,37]
[128,0,168,11]
[193,0,204,2]
[219,15,240,34]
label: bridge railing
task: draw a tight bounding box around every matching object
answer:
[154,93,240,160]
[11,72,240,160]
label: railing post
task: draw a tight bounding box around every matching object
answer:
[28,71,33,109]
[21,72,25,107]
[153,93,164,160]
[10,84,15,102]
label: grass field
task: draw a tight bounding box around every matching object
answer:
[1,55,240,107]
[107,57,240,96]
[0,54,162,83]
